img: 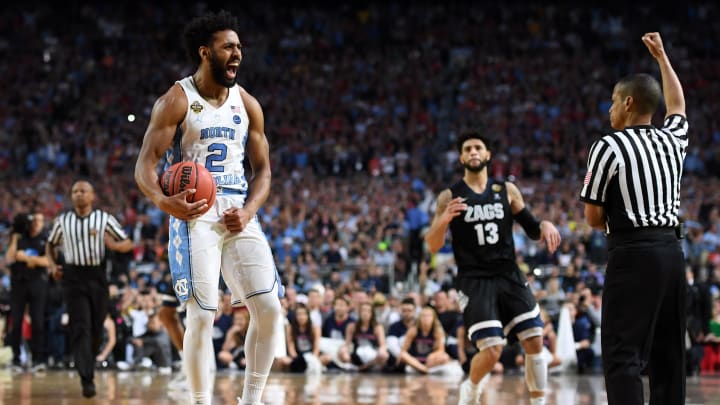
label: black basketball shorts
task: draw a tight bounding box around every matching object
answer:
[456,268,543,346]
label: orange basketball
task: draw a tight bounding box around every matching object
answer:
[160,161,216,208]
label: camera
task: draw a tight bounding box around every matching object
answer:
[11,213,32,237]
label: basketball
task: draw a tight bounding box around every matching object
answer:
[160,161,216,208]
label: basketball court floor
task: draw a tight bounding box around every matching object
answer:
[2,369,718,404]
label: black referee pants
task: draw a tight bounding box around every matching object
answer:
[63,266,108,388]
[602,230,686,405]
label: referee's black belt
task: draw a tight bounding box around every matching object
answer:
[606,227,680,248]
[65,264,105,271]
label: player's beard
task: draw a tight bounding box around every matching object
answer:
[209,51,237,88]
[463,158,490,173]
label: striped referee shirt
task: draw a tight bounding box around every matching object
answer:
[579,114,689,233]
[48,209,129,267]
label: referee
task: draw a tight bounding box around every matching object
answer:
[580,33,687,405]
[46,180,132,398]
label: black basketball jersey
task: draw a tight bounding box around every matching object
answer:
[449,179,517,277]
[11,231,48,280]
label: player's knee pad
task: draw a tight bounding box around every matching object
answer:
[517,327,543,342]
[475,336,505,352]
[525,352,548,393]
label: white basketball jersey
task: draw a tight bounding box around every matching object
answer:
[167,76,250,193]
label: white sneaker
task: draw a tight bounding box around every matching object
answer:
[30,363,47,373]
[428,361,465,377]
[168,371,188,392]
[530,397,546,405]
[548,364,564,375]
[139,357,154,369]
[116,361,131,371]
[457,374,490,405]
[335,360,358,371]
[458,379,480,405]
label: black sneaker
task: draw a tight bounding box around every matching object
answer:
[82,383,96,398]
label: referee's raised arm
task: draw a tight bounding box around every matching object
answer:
[642,32,685,118]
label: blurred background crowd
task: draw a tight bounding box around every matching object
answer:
[2,1,720,379]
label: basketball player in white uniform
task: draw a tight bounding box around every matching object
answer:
[134,10,283,405]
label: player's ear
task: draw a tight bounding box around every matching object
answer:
[199,46,209,60]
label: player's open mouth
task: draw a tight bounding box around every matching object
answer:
[226,62,239,78]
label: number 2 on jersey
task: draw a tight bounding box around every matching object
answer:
[205,143,227,172]
[474,222,499,245]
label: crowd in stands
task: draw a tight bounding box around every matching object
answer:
[2,1,720,379]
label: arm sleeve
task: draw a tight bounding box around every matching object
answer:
[514,208,541,240]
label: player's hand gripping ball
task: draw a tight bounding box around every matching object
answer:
[160,161,216,208]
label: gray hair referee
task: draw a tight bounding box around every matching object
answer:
[580,32,688,405]
[46,180,133,398]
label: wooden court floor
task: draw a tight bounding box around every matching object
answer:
[2,368,719,405]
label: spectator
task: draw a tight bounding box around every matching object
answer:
[5,212,50,372]
[279,304,321,374]
[398,305,451,374]
[128,310,172,373]
[319,296,355,369]
[347,302,389,371]
[217,309,251,370]
[384,297,417,373]
[701,298,720,373]
[539,276,566,322]
[431,290,463,362]
[95,314,117,369]
[686,267,713,376]
[567,302,595,374]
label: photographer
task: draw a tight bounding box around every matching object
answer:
[570,296,597,374]
[4,212,50,372]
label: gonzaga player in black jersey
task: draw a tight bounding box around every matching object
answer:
[425,132,561,405]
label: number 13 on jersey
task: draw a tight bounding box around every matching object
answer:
[474,222,499,245]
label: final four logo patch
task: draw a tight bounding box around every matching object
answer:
[190,101,203,113]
